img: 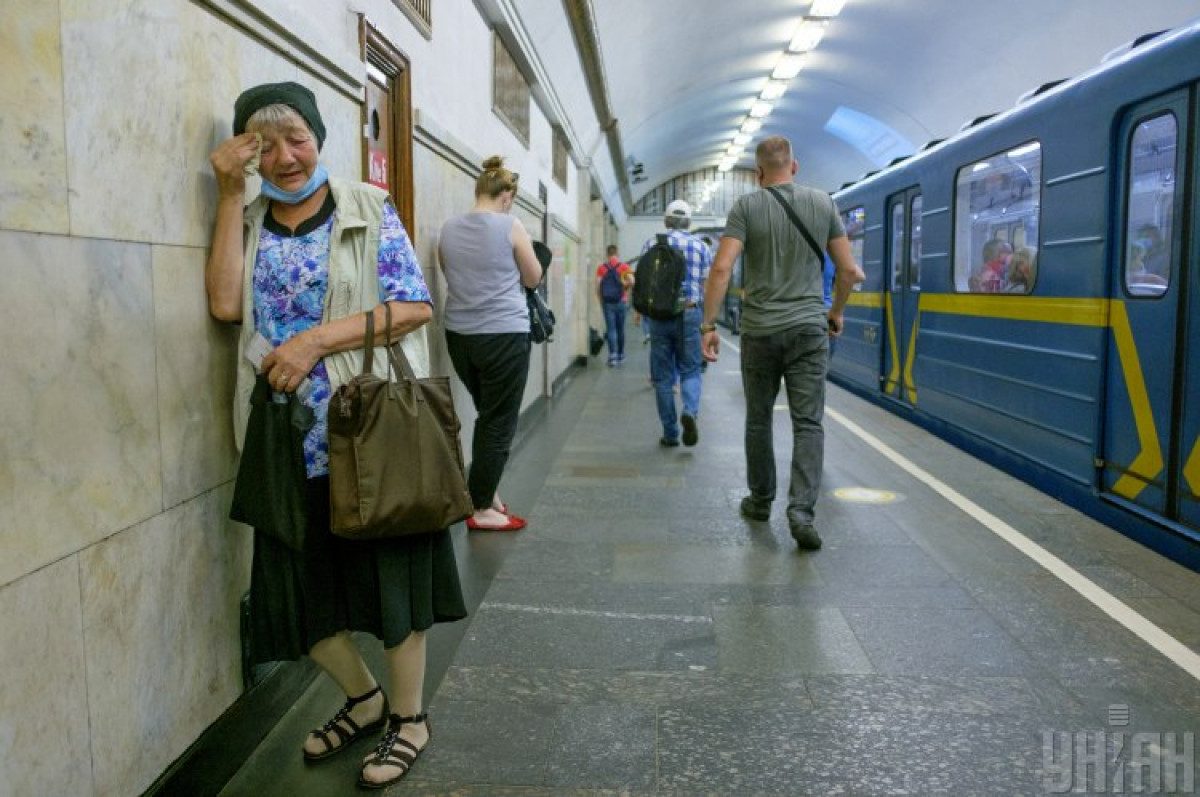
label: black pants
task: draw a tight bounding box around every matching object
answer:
[445,330,531,509]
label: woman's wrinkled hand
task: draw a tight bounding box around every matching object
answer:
[262,330,322,394]
[209,132,260,198]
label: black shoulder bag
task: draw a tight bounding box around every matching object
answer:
[528,240,556,344]
[765,186,825,264]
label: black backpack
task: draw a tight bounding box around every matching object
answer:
[599,263,624,302]
[631,234,686,320]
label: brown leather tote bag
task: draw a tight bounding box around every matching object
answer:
[328,305,472,539]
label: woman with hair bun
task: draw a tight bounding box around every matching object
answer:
[438,156,543,531]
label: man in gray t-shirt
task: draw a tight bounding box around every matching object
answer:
[701,136,863,550]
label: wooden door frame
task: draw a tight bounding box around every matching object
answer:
[360,17,416,237]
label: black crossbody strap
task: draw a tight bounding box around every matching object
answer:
[765,186,824,265]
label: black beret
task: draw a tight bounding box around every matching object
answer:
[233,81,326,150]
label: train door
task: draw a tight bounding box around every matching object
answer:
[1177,91,1200,530]
[882,187,922,403]
[1101,90,1194,532]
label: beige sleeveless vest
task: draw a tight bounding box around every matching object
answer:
[232,178,430,451]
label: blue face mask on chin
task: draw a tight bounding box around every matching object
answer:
[260,163,329,204]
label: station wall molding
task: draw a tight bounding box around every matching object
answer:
[413,108,545,218]
[192,0,365,100]
[550,213,581,243]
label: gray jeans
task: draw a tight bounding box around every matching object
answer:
[740,324,829,527]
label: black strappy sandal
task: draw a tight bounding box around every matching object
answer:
[357,712,430,790]
[302,685,389,762]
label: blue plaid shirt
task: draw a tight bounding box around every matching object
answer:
[639,229,713,305]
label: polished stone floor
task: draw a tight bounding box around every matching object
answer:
[221,333,1200,796]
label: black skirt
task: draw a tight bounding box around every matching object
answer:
[248,476,468,664]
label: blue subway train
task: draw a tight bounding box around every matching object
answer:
[829,19,1200,571]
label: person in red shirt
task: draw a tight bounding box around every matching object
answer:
[596,244,634,365]
[976,238,1012,293]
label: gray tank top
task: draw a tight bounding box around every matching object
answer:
[438,211,530,334]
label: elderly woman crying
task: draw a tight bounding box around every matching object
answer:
[205,81,466,790]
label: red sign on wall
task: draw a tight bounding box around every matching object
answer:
[368,151,389,189]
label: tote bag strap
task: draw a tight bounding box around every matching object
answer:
[361,308,376,374]
[360,304,422,388]
[382,303,422,389]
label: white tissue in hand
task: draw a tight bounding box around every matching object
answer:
[243,132,262,177]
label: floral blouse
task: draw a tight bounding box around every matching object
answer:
[252,193,430,478]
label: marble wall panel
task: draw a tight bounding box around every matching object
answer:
[0,0,70,234]
[60,0,301,247]
[80,484,251,797]
[310,82,363,186]
[0,230,161,587]
[153,245,239,508]
[0,558,92,795]
[61,0,220,246]
[412,146,479,450]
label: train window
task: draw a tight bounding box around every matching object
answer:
[1123,113,1175,298]
[953,141,1041,293]
[909,194,922,289]
[890,201,904,291]
[841,206,865,267]
[840,206,866,292]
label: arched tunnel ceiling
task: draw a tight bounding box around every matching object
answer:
[567,0,1200,204]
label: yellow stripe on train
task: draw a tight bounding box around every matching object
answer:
[845,292,1160,500]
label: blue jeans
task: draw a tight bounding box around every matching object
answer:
[649,306,703,440]
[602,301,627,359]
[740,324,828,527]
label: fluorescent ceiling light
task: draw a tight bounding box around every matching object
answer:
[760,80,788,101]
[732,132,752,145]
[771,54,806,80]
[740,118,763,134]
[810,0,846,17]
[972,162,991,173]
[718,161,735,172]
[789,19,827,52]
[749,100,773,118]
[727,144,745,156]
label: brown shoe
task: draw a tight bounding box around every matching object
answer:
[302,685,388,762]
[358,712,430,789]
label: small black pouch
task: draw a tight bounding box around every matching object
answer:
[230,375,314,551]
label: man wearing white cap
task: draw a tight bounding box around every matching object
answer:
[636,199,713,447]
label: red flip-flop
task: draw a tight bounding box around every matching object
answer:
[466,514,527,532]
